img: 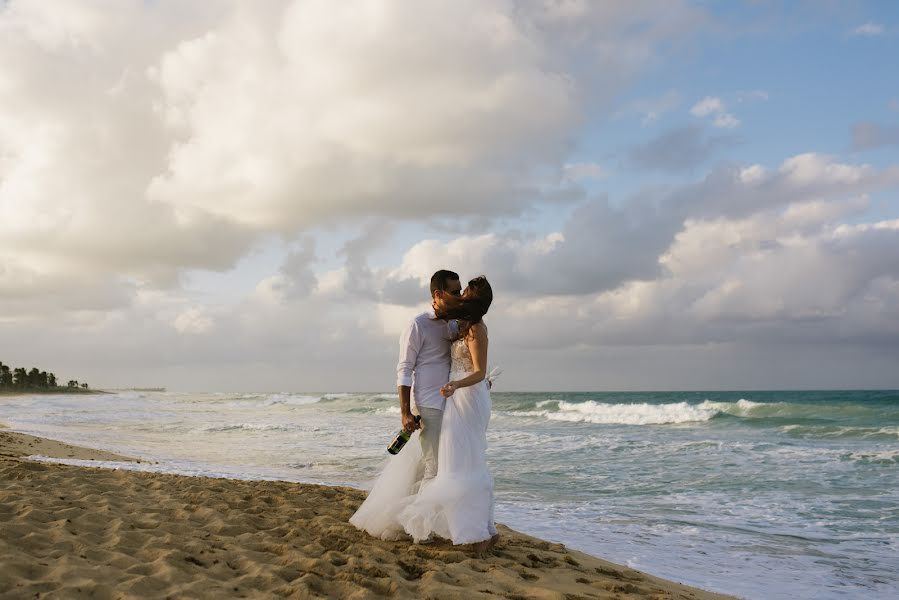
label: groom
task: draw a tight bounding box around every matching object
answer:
[396,269,461,482]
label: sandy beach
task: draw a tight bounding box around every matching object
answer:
[0,423,738,600]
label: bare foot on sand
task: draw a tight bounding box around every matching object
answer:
[487,533,500,550]
[473,534,500,556]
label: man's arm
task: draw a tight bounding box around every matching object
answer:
[396,320,422,432]
[398,385,418,432]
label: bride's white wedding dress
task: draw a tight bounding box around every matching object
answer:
[350,336,496,545]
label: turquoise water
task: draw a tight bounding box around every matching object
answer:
[2,390,897,599]
[488,391,899,599]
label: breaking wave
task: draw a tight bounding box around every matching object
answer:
[193,423,302,433]
[510,400,722,425]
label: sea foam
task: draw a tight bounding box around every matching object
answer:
[516,400,721,425]
[192,423,302,433]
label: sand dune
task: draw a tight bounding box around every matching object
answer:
[0,430,737,599]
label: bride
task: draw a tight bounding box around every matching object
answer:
[350,276,498,552]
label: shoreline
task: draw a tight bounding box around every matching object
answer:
[0,425,137,463]
[0,424,740,599]
[0,388,109,397]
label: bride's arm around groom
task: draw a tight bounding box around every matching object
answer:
[440,322,488,398]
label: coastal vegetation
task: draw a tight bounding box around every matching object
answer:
[0,360,93,394]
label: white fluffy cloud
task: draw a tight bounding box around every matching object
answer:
[0,0,700,317]
[146,0,580,229]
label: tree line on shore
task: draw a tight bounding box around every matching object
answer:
[0,360,89,390]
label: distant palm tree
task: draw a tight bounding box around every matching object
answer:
[1,361,87,392]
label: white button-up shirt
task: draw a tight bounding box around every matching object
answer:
[396,309,457,411]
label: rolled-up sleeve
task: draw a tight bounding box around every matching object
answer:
[396,319,422,387]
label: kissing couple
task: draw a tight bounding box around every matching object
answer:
[350,270,499,553]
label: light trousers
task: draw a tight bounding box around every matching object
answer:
[416,406,444,481]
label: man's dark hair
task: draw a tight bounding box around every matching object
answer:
[430,270,460,296]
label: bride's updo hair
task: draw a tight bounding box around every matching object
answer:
[436,276,492,331]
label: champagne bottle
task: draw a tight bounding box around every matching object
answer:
[387,415,421,455]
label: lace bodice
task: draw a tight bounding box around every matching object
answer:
[450,338,474,374]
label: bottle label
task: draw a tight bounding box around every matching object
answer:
[386,415,421,454]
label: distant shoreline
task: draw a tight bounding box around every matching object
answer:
[0,388,109,396]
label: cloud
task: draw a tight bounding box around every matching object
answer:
[255,237,318,303]
[0,0,703,315]
[690,96,724,117]
[384,195,675,299]
[851,22,885,36]
[629,125,737,172]
[618,89,682,125]
[382,153,899,301]
[337,221,396,297]
[145,1,581,230]
[711,113,739,129]
[852,122,899,150]
[173,307,214,334]
[3,1,899,391]
[667,153,899,222]
[562,162,607,182]
[5,150,899,390]
[0,256,135,317]
[494,212,899,352]
[690,96,740,128]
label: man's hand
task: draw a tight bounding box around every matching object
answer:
[402,412,421,433]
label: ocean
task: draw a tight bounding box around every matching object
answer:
[1,390,897,599]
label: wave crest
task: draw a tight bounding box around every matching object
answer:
[515,400,721,425]
[194,423,300,433]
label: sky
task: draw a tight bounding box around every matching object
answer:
[1,0,898,392]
